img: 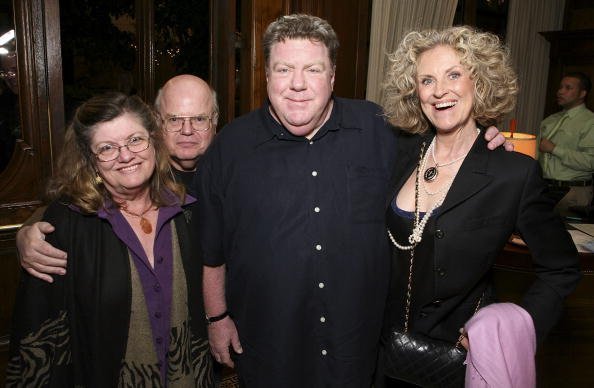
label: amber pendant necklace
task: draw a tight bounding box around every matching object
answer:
[120,202,155,234]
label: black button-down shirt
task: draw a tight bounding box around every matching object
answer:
[196,97,398,387]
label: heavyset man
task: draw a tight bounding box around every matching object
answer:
[198,14,506,387]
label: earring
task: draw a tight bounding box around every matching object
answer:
[94,173,103,185]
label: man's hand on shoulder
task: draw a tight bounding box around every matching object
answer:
[16,222,68,283]
[484,125,514,151]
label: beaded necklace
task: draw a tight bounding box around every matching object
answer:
[420,139,456,197]
[423,127,480,182]
[387,140,450,251]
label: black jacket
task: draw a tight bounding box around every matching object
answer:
[383,130,581,344]
[7,200,205,387]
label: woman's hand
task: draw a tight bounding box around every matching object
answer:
[458,328,469,351]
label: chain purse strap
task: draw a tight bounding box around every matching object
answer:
[402,141,425,333]
[400,141,484,345]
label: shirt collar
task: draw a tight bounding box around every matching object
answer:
[564,103,587,118]
[260,97,342,143]
[94,190,195,220]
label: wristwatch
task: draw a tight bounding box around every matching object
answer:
[205,310,229,325]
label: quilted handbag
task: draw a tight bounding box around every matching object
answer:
[384,228,482,388]
[382,328,466,388]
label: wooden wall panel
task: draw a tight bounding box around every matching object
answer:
[239,0,290,115]
[313,0,372,99]
[211,0,238,126]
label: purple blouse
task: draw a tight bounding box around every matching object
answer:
[96,194,195,381]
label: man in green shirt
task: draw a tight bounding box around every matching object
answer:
[539,72,594,213]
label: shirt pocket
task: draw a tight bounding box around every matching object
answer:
[347,165,389,223]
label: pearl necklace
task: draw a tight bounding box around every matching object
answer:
[387,141,450,251]
[423,128,480,182]
[421,139,456,197]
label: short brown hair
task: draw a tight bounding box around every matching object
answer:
[263,14,339,70]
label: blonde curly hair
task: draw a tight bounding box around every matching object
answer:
[382,26,518,134]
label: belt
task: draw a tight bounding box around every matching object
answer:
[545,179,593,187]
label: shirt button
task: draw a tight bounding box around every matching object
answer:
[315,244,322,251]
[156,337,163,344]
[311,171,318,177]
[321,349,328,356]
[154,283,161,292]
[437,267,446,277]
[435,229,445,239]
[309,140,314,145]
[320,316,326,323]
[319,282,325,288]
[155,311,162,319]
[314,206,320,213]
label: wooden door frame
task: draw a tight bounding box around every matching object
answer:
[0,0,64,226]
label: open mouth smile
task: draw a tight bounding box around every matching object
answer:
[435,101,457,110]
[119,163,141,173]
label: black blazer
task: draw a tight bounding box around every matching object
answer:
[384,130,581,344]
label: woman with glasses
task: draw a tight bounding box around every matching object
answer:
[7,92,214,387]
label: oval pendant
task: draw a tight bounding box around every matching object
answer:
[139,217,153,234]
[424,167,438,182]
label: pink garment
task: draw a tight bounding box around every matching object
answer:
[464,303,536,388]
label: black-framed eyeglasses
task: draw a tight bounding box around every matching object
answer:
[94,136,151,162]
[163,114,212,132]
[0,70,16,79]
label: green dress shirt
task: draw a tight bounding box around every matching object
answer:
[538,103,594,181]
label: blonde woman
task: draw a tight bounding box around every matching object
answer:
[379,26,580,387]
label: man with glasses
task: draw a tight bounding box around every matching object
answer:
[16,74,218,281]
[155,74,218,194]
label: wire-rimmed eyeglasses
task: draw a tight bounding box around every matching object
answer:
[94,136,151,162]
[163,114,212,132]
